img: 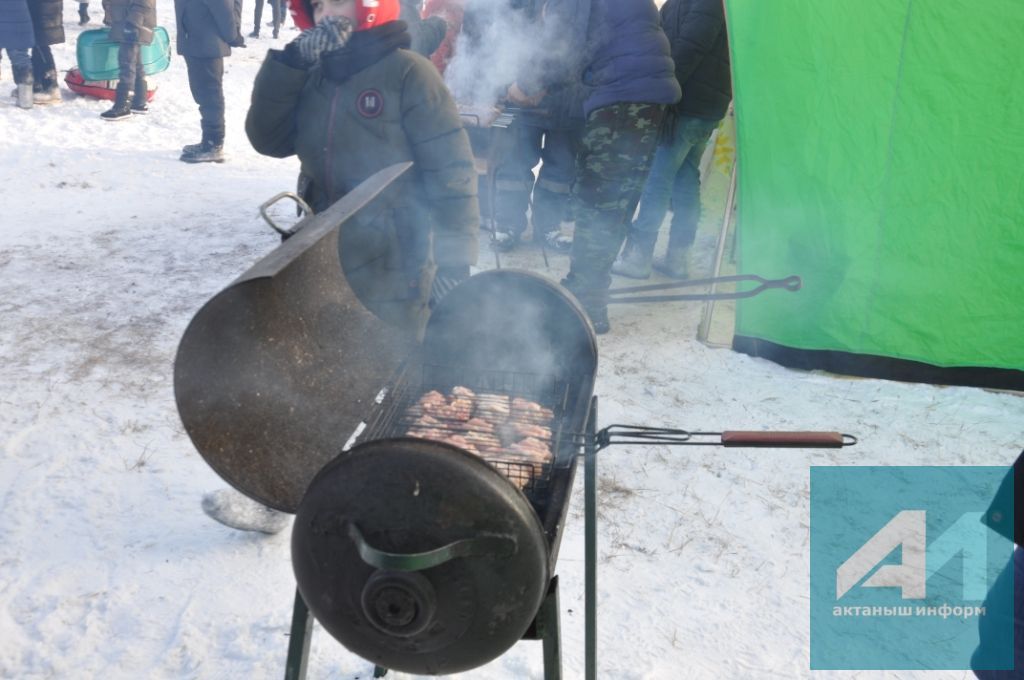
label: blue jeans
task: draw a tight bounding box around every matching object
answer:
[3,48,32,83]
[494,123,578,235]
[629,115,719,250]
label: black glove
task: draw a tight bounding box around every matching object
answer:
[284,16,354,69]
[430,266,470,306]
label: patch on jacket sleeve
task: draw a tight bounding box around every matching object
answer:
[356,89,385,118]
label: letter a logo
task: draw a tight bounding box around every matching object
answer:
[836,510,926,600]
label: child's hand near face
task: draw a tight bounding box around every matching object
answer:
[290,15,354,67]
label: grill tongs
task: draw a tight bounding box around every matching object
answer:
[608,273,802,303]
[579,425,857,451]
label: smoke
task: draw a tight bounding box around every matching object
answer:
[443,1,546,107]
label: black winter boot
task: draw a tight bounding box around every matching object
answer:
[130,77,148,113]
[101,84,132,120]
[79,2,90,25]
[180,140,225,163]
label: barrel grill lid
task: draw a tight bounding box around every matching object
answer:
[291,438,550,675]
[173,164,415,512]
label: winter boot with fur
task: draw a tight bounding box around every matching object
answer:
[180,140,225,163]
[611,232,656,279]
[33,70,62,105]
[101,83,132,120]
[78,2,90,25]
[201,488,291,534]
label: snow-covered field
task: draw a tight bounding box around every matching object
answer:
[2,3,1022,679]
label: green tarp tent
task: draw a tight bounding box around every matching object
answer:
[724,0,1024,390]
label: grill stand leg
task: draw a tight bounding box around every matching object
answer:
[284,588,314,680]
[584,396,598,680]
[537,577,562,680]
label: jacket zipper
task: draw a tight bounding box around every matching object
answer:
[324,85,341,204]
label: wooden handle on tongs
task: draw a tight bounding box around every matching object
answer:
[721,431,854,448]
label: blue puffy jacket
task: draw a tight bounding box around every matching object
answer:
[536,0,680,118]
[0,0,35,50]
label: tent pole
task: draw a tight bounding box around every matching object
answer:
[697,159,739,346]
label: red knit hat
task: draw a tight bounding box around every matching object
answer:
[290,0,399,32]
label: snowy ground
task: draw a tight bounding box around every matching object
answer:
[2,3,1023,679]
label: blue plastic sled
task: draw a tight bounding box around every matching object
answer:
[76,27,172,82]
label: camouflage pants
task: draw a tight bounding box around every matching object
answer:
[568,102,666,291]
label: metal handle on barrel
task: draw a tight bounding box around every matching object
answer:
[347,522,517,572]
[258,191,315,238]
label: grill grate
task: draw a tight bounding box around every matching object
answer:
[361,364,575,503]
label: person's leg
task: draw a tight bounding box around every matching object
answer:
[251,0,264,37]
[531,127,576,245]
[30,47,43,91]
[270,0,282,37]
[131,48,148,111]
[658,117,719,278]
[182,56,226,161]
[609,127,689,279]
[492,122,543,249]
[626,117,697,254]
[8,48,34,109]
[31,45,61,102]
[79,2,90,24]
[101,41,138,118]
[564,102,665,332]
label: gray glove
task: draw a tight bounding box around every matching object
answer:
[291,16,354,67]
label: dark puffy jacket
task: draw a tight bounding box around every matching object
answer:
[103,0,157,44]
[0,0,35,50]
[660,0,731,120]
[246,23,478,335]
[27,0,63,46]
[538,0,680,118]
[174,0,237,57]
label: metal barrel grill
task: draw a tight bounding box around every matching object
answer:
[174,163,855,679]
[291,269,598,675]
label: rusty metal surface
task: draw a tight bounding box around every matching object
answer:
[174,163,416,512]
